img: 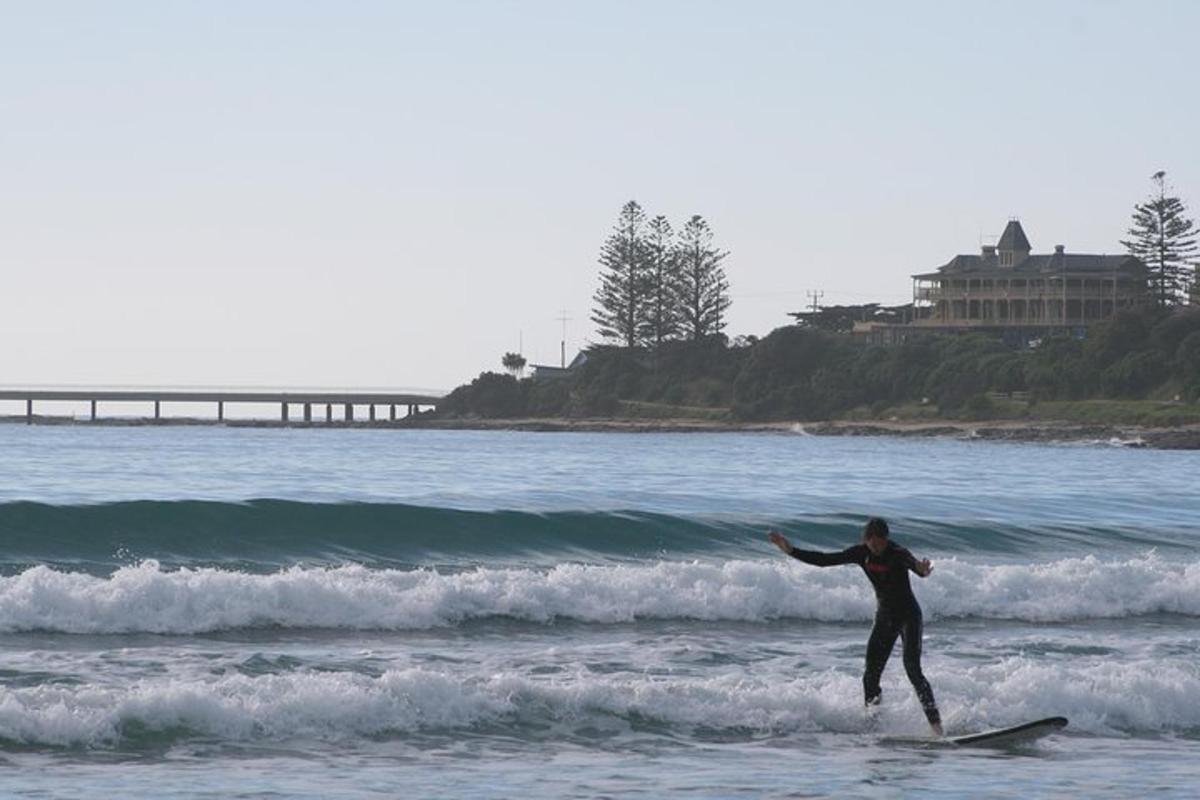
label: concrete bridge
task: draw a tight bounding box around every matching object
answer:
[0,388,443,424]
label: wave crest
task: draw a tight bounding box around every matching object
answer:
[2,499,1192,573]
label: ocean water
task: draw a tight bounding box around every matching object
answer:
[0,426,1197,798]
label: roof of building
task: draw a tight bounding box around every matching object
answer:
[529,351,589,379]
[914,252,1146,280]
[997,219,1031,252]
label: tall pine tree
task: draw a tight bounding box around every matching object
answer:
[1121,171,1198,307]
[674,215,731,341]
[592,201,649,348]
[640,215,681,348]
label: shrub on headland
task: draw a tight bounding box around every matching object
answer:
[438,372,525,418]
[437,306,1200,421]
[1175,330,1200,401]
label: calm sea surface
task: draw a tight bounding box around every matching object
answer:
[1,426,1197,798]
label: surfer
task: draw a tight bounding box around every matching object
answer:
[768,517,943,736]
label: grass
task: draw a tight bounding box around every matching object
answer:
[840,400,1028,422]
[841,398,1200,426]
[617,400,731,421]
[1024,399,1200,426]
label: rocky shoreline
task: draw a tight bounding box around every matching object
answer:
[384,416,1200,448]
[415,417,1200,448]
[796,420,1200,449]
[6,414,1200,449]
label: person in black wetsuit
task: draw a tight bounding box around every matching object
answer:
[768,517,943,736]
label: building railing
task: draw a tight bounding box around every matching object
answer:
[910,317,1103,328]
[918,288,1136,302]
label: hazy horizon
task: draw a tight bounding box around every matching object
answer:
[3,0,1198,392]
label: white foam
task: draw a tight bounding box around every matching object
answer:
[0,668,507,747]
[1,656,1197,748]
[1,553,1197,634]
[937,657,1200,736]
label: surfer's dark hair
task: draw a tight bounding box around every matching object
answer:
[863,517,890,539]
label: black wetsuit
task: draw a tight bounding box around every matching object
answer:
[787,541,940,726]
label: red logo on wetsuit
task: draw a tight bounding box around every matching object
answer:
[866,562,890,574]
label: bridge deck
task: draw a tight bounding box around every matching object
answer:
[0,389,442,424]
[0,390,441,405]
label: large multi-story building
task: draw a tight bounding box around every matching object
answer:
[850,220,1147,345]
[911,219,1146,329]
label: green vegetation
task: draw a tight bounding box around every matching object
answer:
[438,307,1200,424]
[501,352,527,378]
[1121,171,1198,307]
[592,201,731,348]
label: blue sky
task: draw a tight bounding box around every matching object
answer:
[1,0,1197,391]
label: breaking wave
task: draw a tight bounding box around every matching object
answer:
[2,657,1197,750]
[1,553,1197,634]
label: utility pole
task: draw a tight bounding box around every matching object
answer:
[806,290,824,314]
[555,309,572,368]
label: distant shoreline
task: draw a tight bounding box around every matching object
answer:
[5,413,1200,449]
[413,417,1200,448]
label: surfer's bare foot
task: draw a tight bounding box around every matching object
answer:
[930,722,944,738]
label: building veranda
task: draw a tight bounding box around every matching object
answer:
[855,220,1148,345]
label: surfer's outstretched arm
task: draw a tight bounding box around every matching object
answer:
[768,531,861,566]
[897,545,934,577]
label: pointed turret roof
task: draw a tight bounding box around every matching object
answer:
[997,219,1031,252]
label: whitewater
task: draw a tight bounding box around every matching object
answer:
[0,426,1197,798]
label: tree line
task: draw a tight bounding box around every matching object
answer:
[591,201,731,348]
